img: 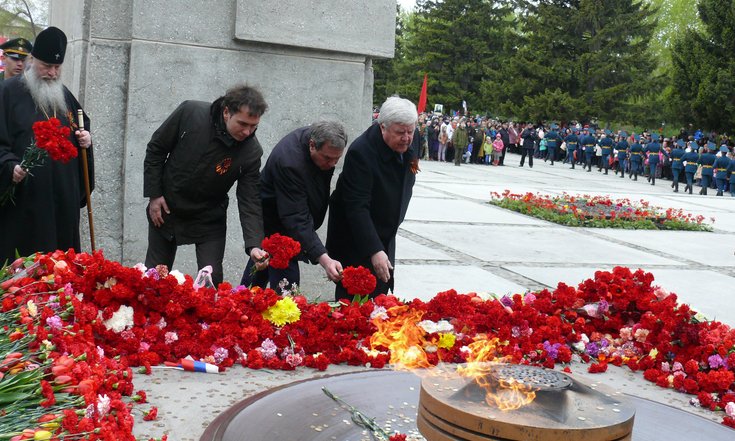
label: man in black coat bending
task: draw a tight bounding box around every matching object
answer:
[240,121,347,291]
[327,96,418,300]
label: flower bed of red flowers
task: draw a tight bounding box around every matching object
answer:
[2,249,734,440]
[490,190,711,231]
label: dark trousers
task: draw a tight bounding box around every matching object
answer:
[701,174,712,190]
[546,147,556,163]
[600,154,610,171]
[241,257,300,292]
[520,148,534,167]
[716,177,727,195]
[672,168,682,189]
[566,149,576,166]
[585,152,594,170]
[145,225,226,285]
[499,146,506,165]
[685,171,695,190]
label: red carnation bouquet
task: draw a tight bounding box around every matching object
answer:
[1,117,78,206]
[341,266,377,296]
[261,233,301,269]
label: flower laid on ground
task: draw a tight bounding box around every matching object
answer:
[2,247,735,434]
[490,190,711,231]
[322,387,415,441]
[0,118,79,206]
[341,265,377,296]
[261,233,301,269]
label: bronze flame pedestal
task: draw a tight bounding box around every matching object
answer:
[418,364,635,441]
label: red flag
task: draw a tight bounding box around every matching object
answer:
[417,74,428,114]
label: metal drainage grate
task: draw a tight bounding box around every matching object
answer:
[489,364,573,391]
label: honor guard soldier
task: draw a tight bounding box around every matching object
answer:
[545,124,560,165]
[727,151,735,197]
[645,134,662,185]
[599,130,614,174]
[714,145,731,197]
[629,135,644,181]
[581,126,596,171]
[670,139,685,192]
[697,142,717,195]
[0,37,32,80]
[615,132,629,178]
[565,129,579,169]
[681,143,700,194]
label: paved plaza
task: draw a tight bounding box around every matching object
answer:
[133,153,735,440]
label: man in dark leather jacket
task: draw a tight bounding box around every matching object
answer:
[143,85,269,285]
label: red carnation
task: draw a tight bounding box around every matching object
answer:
[341,266,377,296]
[33,118,78,163]
[261,233,301,269]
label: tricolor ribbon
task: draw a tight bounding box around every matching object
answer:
[163,359,221,374]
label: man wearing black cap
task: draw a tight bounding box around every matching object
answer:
[0,37,32,80]
[0,27,93,264]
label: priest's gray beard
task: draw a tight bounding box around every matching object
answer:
[24,64,68,116]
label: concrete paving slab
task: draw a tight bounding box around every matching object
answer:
[590,229,735,266]
[402,223,682,266]
[396,235,454,261]
[404,198,549,225]
[393,264,526,302]
[411,184,451,199]
[504,265,735,325]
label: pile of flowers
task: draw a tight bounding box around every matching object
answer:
[490,190,711,231]
[2,248,735,439]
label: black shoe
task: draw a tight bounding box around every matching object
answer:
[604,171,608,175]
[634,176,638,181]
[647,176,651,182]
[674,188,678,192]
[671,182,675,188]
[717,191,723,196]
[689,187,693,194]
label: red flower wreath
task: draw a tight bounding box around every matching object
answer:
[261,233,301,269]
[33,117,78,163]
[341,266,377,296]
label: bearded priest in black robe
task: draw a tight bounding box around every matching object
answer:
[0,27,94,265]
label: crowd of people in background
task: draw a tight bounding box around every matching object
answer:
[415,114,735,197]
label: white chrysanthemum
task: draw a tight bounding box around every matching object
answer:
[102,305,135,333]
[133,263,147,274]
[97,394,111,417]
[417,319,454,334]
[169,270,186,284]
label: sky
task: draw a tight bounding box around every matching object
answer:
[398,0,417,12]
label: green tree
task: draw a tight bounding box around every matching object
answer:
[498,0,658,124]
[645,0,700,71]
[0,0,46,39]
[373,0,516,113]
[667,0,735,132]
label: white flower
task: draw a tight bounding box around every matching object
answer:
[169,270,186,284]
[726,402,735,418]
[97,394,111,417]
[417,319,454,334]
[572,341,586,352]
[133,263,147,274]
[102,305,135,333]
[26,300,38,317]
[370,306,388,321]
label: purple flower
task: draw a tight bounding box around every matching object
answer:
[258,338,278,359]
[585,341,601,358]
[500,295,513,308]
[708,354,726,369]
[45,315,63,331]
[145,267,160,280]
[543,340,561,360]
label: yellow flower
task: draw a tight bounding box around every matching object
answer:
[27,300,38,317]
[263,297,301,327]
[437,333,456,349]
[34,431,52,441]
[648,348,658,359]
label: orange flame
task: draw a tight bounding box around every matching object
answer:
[456,337,536,411]
[369,306,432,369]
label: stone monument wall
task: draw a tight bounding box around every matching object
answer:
[49,0,395,292]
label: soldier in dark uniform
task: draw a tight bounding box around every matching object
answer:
[727,152,735,197]
[681,144,699,194]
[580,127,596,172]
[714,146,731,196]
[519,123,536,168]
[670,139,685,192]
[545,124,560,165]
[629,135,644,181]
[697,143,717,195]
[598,131,614,174]
[645,134,662,185]
[564,129,579,169]
[615,133,629,178]
[0,37,32,81]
